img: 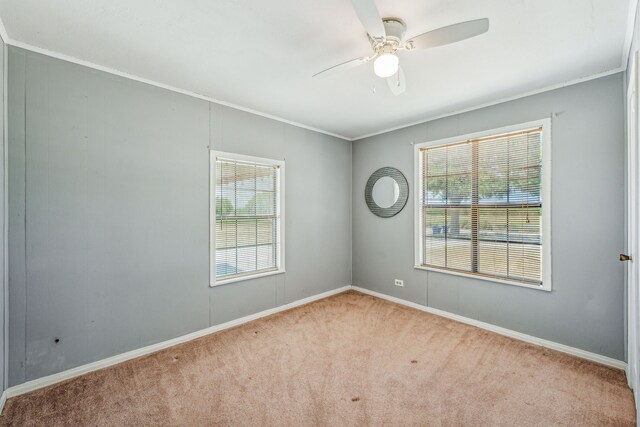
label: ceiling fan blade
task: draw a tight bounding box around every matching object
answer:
[350,0,386,40]
[408,18,489,50]
[386,66,406,96]
[312,56,370,78]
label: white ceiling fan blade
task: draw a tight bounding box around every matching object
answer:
[408,18,489,50]
[386,66,406,96]
[312,56,370,78]
[350,0,386,40]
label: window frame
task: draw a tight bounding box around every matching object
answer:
[209,150,286,287]
[413,119,552,292]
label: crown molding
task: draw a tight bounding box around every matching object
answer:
[622,0,639,72]
[4,36,352,141]
[352,66,626,141]
[0,14,8,45]
[0,6,635,141]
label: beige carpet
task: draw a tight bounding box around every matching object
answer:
[1,290,635,426]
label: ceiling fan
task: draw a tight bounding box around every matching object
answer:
[313,0,489,96]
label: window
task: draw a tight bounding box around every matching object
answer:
[414,119,551,291]
[210,151,285,286]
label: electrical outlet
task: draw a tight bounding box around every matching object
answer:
[394,279,404,287]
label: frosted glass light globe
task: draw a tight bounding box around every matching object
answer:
[374,53,399,78]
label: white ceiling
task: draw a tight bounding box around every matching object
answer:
[0,0,634,140]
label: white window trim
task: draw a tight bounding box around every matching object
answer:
[209,150,286,287]
[413,118,552,292]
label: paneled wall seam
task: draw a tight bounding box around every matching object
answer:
[21,53,26,382]
[2,38,6,392]
[8,46,352,384]
[352,74,625,360]
[208,101,212,328]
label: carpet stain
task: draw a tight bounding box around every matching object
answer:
[0,291,635,426]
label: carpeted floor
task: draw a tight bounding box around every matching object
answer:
[1,290,635,426]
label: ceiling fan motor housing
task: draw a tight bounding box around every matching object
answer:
[382,18,406,45]
[313,0,489,97]
[369,18,407,52]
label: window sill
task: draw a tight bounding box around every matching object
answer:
[210,269,285,287]
[413,265,551,292]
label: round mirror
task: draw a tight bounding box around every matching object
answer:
[371,176,400,208]
[365,167,409,218]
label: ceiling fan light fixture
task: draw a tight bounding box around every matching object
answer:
[373,52,399,78]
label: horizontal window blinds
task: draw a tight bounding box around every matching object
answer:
[215,157,280,280]
[421,127,543,285]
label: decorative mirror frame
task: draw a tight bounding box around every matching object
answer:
[365,167,409,218]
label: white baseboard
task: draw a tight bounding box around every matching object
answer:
[4,284,627,404]
[352,286,627,371]
[5,285,351,399]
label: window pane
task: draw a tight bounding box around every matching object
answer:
[478,207,508,242]
[235,219,257,248]
[426,147,447,176]
[257,244,275,270]
[423,207,471,271]
[235,163,257,190]
[216,219,237,250]
[235,190,256,216]
[425,176,448,205]
[478,241,508,277]
[216,219,240,278]
[508,242,542,282]
[477,206,508,278]
[445,208,471,271]
[424,236,446,267]
[214,157,281,281]
[218,160,236,187]
[446,174,472,205]
[237,246,258,272]
[424,208,445,266]
[506,207,542,282]
[257,218,275,245]
[424,143,472,205]
[509,167,541,204]
[447,143,472,175]
[478,137,508,204]
[477,207,542,281]
[217,161,237,216]
[255,191,275,216]
[508,207,542,245]
[216,247,238,277]
[256,165,276,191]
[446,238,472,271]
[509,133,541,169]
[420,127,544,286]
[216,196,234,216]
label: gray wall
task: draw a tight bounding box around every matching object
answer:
[7,47,352,386]
[353,74,626,361]
[4,44,627,386]
[0,36,6,393]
